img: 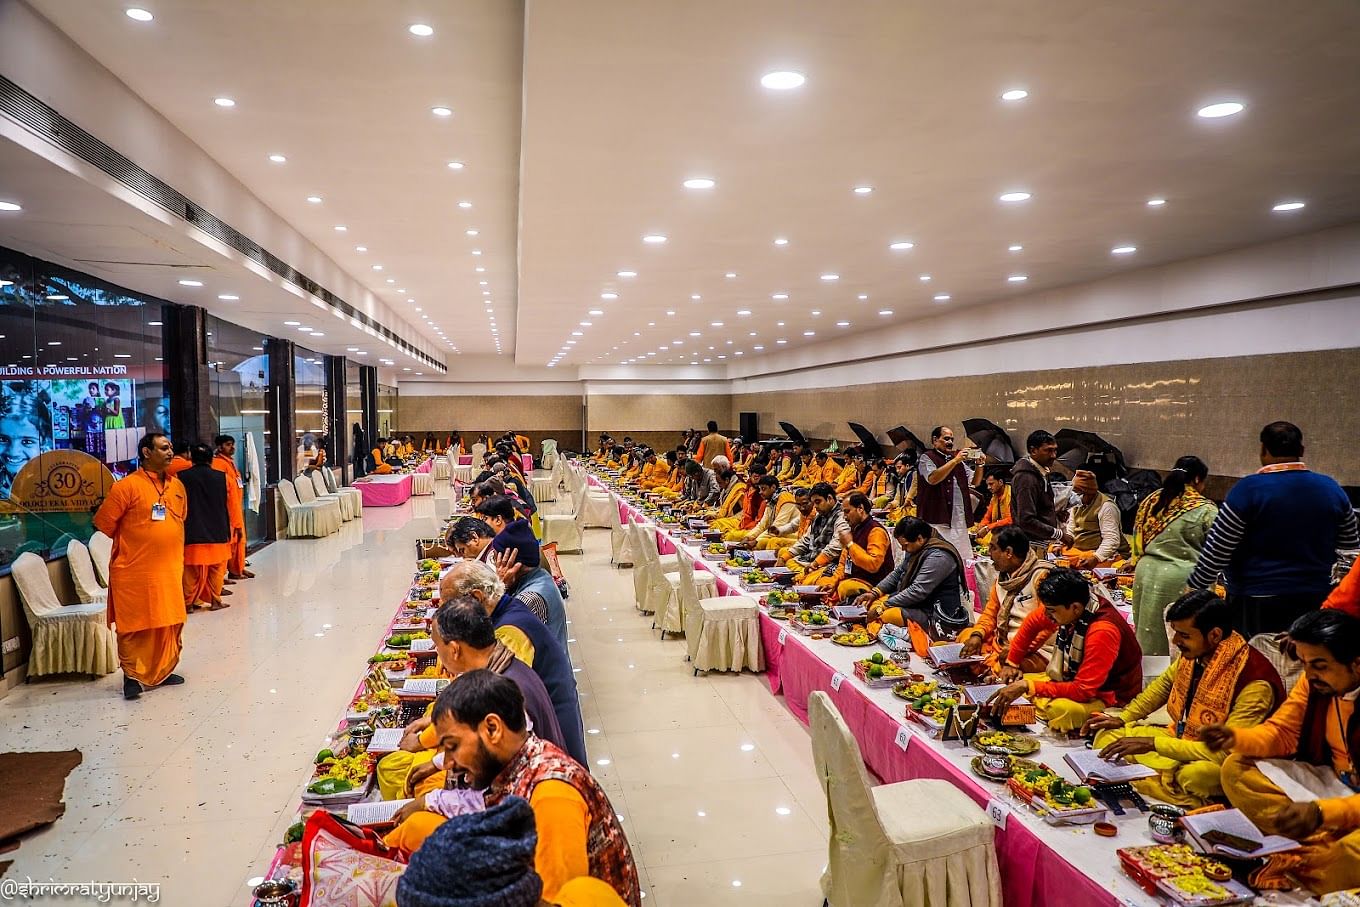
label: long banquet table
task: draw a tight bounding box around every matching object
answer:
[354,472,414,507]
[583,466,1168,907]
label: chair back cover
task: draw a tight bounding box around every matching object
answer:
[810,691,896,907]
[294,475,319,503]
[277,478,303,508]
[309,471,332,500]
[542,439,558,470]
[321,467,339,493]
[471,442,487,466]
[88,531,113,586]
[66,540,106,603]
[12,551,63,621]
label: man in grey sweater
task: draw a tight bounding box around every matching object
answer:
[1010,429,1075,551]
[682,459,721,505]
[783,483,849,573]
[854,517,971,639]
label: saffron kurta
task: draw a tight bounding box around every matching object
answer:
[93,470,189,685]
[212,452,247,575]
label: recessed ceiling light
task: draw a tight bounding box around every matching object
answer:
[773,237,789,246]
[178,279,203,287]
[284,321,300,326]
[46,340,61,344]
[334,225,347,232]
[878,310,893,316]
[589,309,605,316]
[711,321,724,327]
[1197,101,1244,119]
[1001,88,1028,101]
[310,332,324,337]
[642,234,667,244]
[999,191,1031,202]
[803,331,815,336]
[811,310,821,316]
[218,294,239,301]
[853,186,873,195]
[386,278,395,284]
[347,347,359,352]
[432,106,453,117]
[306,195,322,204]
[1272,201,1306,212]
[466,229,479,236]
[471,249,482,256]
[919,274,931,282]
[761,71,806,90]
[771,293,788,300]
[691,294,701,300]
[617,270,637,278]
[666,310,676,316]
[753,345,764,351]
[1008,274,1028,282]
[1147,198,1166,207]
[776,339,787,344]
[213,97,235,108]
[683,178,716,190]
[1111,245,1137,255]
[601,292,618,300]
[372,264,383,271]
[933,294,951,302]
[889,241,914,250]
[126,7,153,21]
[1008,244,1023,251]
[409,23,434,36]
[579,321,593,327]
[857,294,868,300]
[776,321,785,327]
[458,201,472,209]
[689,331,701,337]
[736,309,751,316]
[356,245,367,252]
[268,153,286,163]
[820,273,839,281]
[475,266,485,272]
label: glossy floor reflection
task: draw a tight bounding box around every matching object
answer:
[0,479,827,906]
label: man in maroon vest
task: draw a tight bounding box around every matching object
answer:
[916,425,984,562]
[830,493,896,601]
[989,569,1144,734]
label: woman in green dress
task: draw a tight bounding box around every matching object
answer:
[1130,456,1217,655]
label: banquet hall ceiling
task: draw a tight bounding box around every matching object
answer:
[16,0,1360,373]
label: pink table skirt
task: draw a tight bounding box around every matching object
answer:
[355,474,413,507]
[416,459,434,474]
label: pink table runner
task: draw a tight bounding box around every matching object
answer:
[355,473,413,507]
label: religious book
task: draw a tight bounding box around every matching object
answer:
[409,638,435,654]
[1180,808,1299,859]
[364,728,405,754]
[346,799,413,827]
[1063,746,1157,783]
[925,643,984,668]
[398,678,447,696]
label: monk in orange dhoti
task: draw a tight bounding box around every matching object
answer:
[213,434,252,579]
[93,432,189,700]
[179,443,232,611]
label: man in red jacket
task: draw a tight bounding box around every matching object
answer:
[988,569,1144,734]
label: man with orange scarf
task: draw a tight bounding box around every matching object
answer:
[1086,590,1283,808]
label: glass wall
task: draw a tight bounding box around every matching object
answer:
[377,382,397,440]
[0,246,167,566]
[207,315,271,546]
[293,345,326,477]
[345,360,362,481]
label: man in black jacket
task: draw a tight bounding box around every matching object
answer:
[179,442,232,611]
[1010,430,1074,552]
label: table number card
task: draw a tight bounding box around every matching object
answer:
[777,628,788,646]
[830,672,845,692]
[894,724,912,751]
[985,796,1011,830]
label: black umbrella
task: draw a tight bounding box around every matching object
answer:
[847,422,884,458]
[777,421,809,445]
[885,425,927,455]
[1054,429,1128,481]
[962,418,1019,465]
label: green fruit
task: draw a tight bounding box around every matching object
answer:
[868,665,884,679]
[1073,786,1093,805]
[307,777,354,795]
[870,652,886,664]
[314,748,334,764]
[913,695,932,709]
[284,821,305,844]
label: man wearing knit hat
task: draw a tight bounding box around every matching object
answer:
[488,515,568,653]
[397,795,628,907]
[389,671,641,906]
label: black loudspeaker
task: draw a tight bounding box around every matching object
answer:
[739,412,758,441]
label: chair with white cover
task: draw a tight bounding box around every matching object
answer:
[810,692,1001,907]
[660,548,724,640]
[680,563,763,675]
[635,530,678,619]
[88,530,113,587]
[277,478,338,538]
[65,539,107,607]
[531,474,557,503]
[433,457,451,481]
[610,506,635,567]
[541,439,558,472]
[308,471,354,521]
[540,481,584,554]
[12,552,116,677]
[293,473,343,532]
[324,467,364,518]
[575,478,616,530]
[471,442,487,468]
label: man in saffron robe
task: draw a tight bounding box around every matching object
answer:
[93,432,189,700]
[213,434,252,579]
[179,443,232,611]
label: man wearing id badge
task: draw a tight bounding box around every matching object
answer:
[93,432,190,700]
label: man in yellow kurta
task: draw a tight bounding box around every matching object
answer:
[714,469,746,520]
[731,477,800,548]
[756,486,812,551]
[93,432,189,700]
[1085,590,1284,808]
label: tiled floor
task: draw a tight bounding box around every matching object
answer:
[0,481,827,906]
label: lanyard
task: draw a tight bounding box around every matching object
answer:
[142,468,169,504]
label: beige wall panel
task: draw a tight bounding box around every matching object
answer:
[587,393,731,435]
[397,395,584,453]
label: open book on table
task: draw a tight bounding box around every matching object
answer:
[925,643,984,668]
[1180,808,1299,859]
[1063,746,1156,784]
